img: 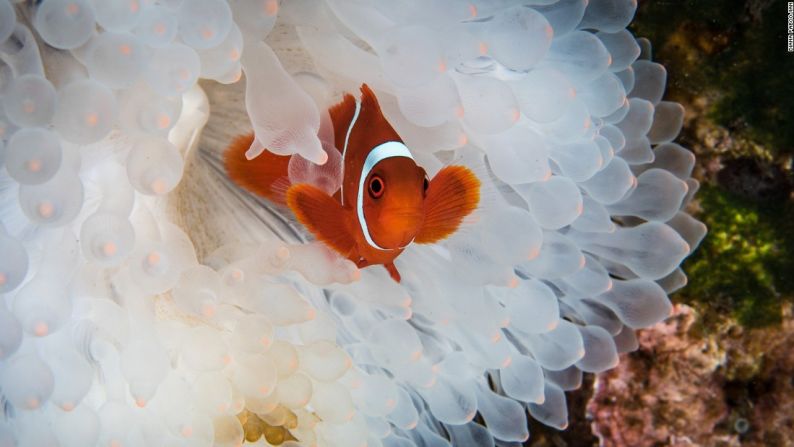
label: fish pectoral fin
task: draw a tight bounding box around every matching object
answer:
[286,183,357,258]
[384,262,401,283]
[415,165,481,244]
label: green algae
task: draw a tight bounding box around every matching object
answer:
[680,185,794,328]
[631,0,794,157]
[629,0,794,329]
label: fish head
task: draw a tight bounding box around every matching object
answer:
[362,157,428,249]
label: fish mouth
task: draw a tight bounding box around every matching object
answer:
[396,232,416,248]
[374,209,424,248]
[372,228,419,250]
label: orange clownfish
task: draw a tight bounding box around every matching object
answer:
[225,84,480,282]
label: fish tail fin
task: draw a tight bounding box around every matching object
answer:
[415,166,481,244]
[224,132,292,206]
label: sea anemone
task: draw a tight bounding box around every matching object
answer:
[0,0,705,446]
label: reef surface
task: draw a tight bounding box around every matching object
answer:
[533,1,794,444]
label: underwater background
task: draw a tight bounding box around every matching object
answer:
[0,0,792,446]
[535,0,794,445]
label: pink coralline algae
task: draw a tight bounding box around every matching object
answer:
[587,303,794,447]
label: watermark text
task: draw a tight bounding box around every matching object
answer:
[788,2,793,52]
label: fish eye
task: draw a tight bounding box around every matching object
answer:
[368,175,384,199]
[422,175,429,196]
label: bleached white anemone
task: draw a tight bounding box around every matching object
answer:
[0,0,705,446]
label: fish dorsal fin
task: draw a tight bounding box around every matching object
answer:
[357,84,401,144]
[415,165,481,244]
[286,183,357,258]
[328,93,357,151]
[332,84,405,208]
[359,83,381,116]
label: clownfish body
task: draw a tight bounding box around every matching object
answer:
[225,84,480,282]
